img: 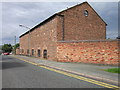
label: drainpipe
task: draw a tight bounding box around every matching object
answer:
[58,14,64,41]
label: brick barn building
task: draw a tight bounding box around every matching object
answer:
[17,2,119,65]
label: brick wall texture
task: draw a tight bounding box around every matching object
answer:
[57,2,106,41]
[19,17,58,60]
[17,2,119,65]
[56,40,119,65]
[16,48,20,55]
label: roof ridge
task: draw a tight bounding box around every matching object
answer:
[57,1,88,14]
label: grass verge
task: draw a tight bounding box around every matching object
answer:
[104,68,120,74]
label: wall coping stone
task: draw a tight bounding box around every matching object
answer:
[57,39,120,43]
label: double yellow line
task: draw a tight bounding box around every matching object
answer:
[12,56,120,89]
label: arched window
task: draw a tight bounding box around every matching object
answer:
[32,49,34,56]
[43,49,47,58]
[27,49,29,55]
[38,49,40,57]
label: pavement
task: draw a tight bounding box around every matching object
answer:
[11,55,119,86]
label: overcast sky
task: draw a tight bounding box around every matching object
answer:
[1,2,118,45]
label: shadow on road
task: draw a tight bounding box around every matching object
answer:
[0,56,26,70]
[1,61,26,70]
[2,56,15,61]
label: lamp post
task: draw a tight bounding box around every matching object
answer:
[14,36,16,55]
[19,24,31,56]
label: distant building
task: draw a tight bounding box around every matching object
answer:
[19,2,107,61]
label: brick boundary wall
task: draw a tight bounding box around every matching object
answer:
[56,40,120,65]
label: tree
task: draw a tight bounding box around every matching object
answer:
[2,44,13,53]
[13,43,20,50]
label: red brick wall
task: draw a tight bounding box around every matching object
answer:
[20,34,29,55]
[20,16,58,60]
[56,40,119,65]
[57,2,106,41]
[19,2,107,63]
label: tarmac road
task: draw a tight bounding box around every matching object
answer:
[1,55,116,88]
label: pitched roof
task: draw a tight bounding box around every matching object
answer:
[19,2,107,38]
[19,14,57,38]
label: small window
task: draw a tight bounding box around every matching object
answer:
[21,49,23,53]
[22,49,24,53]
[43,50,47,59]
[32,49,34,56]
[27,49,29,55]
[84,10,88,16]
[38,49,40,57]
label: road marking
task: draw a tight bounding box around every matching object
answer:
[12,56,120,89]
